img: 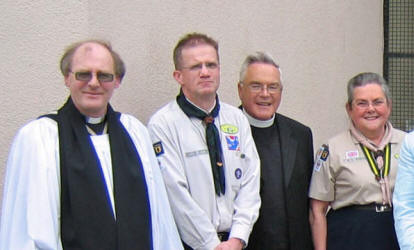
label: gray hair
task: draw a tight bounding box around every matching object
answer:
[347,72,390,106]
[239,51,281,83]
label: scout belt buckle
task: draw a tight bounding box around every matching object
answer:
[375,204,391,212]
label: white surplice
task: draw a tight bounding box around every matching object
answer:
[0,114,183,250]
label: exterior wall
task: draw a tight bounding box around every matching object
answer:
[0,1,383,209]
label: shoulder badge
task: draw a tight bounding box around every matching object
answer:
[319,144,329,161]
[313,144,329,172]
[153,141,164,156]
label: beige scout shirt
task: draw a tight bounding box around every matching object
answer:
[309,128,406,210]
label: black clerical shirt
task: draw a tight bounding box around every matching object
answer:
[248,121,290,250]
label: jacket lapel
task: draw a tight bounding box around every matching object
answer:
[277,114,297,188]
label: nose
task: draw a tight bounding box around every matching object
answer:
[365,103,377,114]
[88,74,100,88]
[200,64,210,77]
[367,102,376,110]
[259,86,270,96]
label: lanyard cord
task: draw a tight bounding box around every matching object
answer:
[360,143,391,179]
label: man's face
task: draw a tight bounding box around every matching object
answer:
[173,44,220,105]
[64,42,120,117]
[238,63,282,120]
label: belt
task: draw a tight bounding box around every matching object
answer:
[217,232,229,242]
[340,203,392,213]
[374,204,392,212]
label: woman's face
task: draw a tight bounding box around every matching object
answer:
[346,83,391,138]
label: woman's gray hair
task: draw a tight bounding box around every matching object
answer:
[347,72,390,106]
[239,51,281,83]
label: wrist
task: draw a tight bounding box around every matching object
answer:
[231,237,245,248]
[239,238,246,248]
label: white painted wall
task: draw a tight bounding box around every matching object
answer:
[0,1,383,209]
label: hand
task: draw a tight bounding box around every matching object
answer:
[214,238,244,250]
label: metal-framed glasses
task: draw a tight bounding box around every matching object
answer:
[353,99,387,109]
[244,82,282,94]
[70,71,114,83]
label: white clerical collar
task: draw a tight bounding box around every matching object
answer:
[86,116,105,124]
[242,108,275,128]
[186,96,216,113]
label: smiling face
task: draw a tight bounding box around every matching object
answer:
[64,42,120,117]
[173,44,220,108]
[238,63,282,120]
[346,83,391,140]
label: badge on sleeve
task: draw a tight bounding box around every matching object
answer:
[320,145,329,161]
[153,141,164,156]
[314,144,329,172]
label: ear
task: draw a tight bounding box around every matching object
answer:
[345,102,352,115]
[173,70,184,86]
[64,74,71,87]
[237,82,243,100]
[114,77,121,89]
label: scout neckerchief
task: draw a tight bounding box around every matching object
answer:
[43,97,153,250]
[350,121,393,206]
[176,89,225,196]
[360,143,391,204]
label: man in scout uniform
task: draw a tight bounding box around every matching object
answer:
[148,33,261,250]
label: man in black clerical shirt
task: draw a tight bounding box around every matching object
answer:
[238,52,314,250]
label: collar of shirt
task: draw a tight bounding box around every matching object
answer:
[86,116,105,124]
[242,108,275,128]
[185,96,216,114]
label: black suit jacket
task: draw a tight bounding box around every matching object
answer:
[247,113,314,250]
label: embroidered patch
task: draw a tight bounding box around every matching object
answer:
[153,141,164,156]
[320,144,329,161]
[220,124,239,134]
[314,159,323,172]
[313,144,329,172]
[345,150,359,160]
[235,168,242,179]
[226,135,240,151]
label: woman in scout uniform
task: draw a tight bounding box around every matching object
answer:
[309,72,405,250]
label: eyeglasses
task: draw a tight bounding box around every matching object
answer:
[70,71,114,83]
[353,99,387,109]
[181,62,219,72]
[243,82,282,94]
